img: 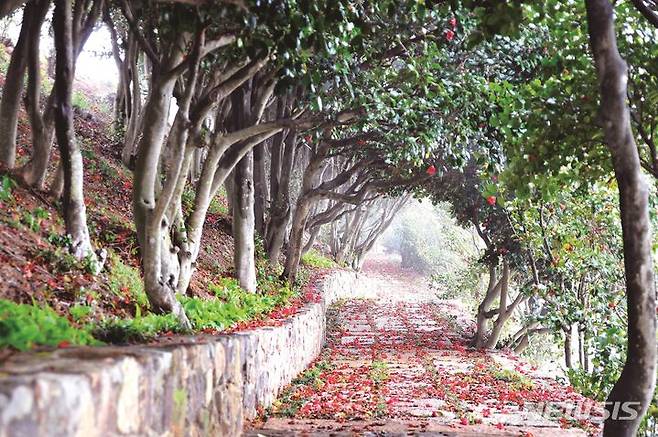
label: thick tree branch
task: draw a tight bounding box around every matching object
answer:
[631,0,658,28]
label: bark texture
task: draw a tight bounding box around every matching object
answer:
[230,82,257,292]
[21,0,55,188]
[53,0,96,262]
[0,4,31,168]
[585,1,657,435]
[233,151,257,292]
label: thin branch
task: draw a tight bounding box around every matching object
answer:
[118,0,159,66]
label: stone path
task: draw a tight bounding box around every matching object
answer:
[247,259,601,436]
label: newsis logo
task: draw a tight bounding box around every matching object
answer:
[525,401,641,422]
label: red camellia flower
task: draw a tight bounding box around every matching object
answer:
[57,341,70,349]
[487,195,497,206]
[426,165,437,176]
[445,29,455,42]
[449,17,457,29]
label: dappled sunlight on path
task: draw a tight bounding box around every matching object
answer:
[247,260,601,436]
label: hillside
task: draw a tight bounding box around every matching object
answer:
[0,45,328,352]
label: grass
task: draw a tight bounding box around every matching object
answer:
[370,360,389,384]
[107,251,149,309]
[87,253,178,343]
[0,299,100,350]
[491,367,534,390]
[89,271,303,343]
[208,195,229,215]
[180,188,229,217]
[21,206,49,232]
[35,246,97,275]
[301,249,335,269]
[0,172,308,348]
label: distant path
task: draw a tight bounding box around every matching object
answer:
[247,257,599,436]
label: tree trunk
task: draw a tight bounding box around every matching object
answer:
[329,221,340,258]
[350,195,408,268]
[229,82,257,292]
[121,35,142,167]
[586,1,657,435]
[233,151,257,292]
[253,141,267,236]
[578,324,584,369]
[20,0,54,188]
[282,142,327,283]
[483,262,513,349]
[132,64,190,327]
[21,103,55,188]
[26,0,101,188]
[564,326,573,369]
[473,264,501,348]
[583,330,590,372]
[514,335,529,354]
[302,225,321,255]
[104,7,130,128]
[335,207,363,264]
[53,0,96,263]
[266,129,296,265]
[283,196,311,282]
[0,4,30,168]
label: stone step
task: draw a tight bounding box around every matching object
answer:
[246,418,587,436]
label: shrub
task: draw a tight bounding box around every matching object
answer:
[0,299,100,350]
[208,195,229,215]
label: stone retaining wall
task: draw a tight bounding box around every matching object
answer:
[0,270,365,437]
